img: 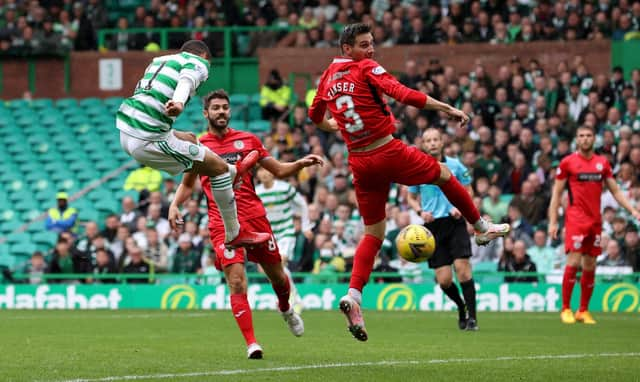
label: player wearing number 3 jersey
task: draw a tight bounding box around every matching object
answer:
[308,23,510,342]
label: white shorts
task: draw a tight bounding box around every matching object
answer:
[277,236,296,261]
[119,130,208,175]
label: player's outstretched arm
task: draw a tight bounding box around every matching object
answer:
[168,172,198,231]
[260,155,324,179]
[547,177,567,240]
[605,178,640,220]
[423,97,469,128]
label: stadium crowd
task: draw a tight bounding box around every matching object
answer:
[2,0,640,55]
[14,50,640,285]
[1,0,639,284]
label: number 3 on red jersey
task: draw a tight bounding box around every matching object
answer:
[336,95,364,133]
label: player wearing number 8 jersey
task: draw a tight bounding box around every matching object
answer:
[308,23,510,341]
[117,40,269,250]
[170,90,324,358]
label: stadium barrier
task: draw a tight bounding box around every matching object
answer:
[1,272,638,312]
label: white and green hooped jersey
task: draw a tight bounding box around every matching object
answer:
[256,180,310,241]
[116,52,210,140]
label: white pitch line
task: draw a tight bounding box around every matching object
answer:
[41,352,640,382]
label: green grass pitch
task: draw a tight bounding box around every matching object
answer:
[1,310,638,382]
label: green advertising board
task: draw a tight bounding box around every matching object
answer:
[0,282,638,312]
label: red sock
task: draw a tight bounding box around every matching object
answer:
[579,269,595,312]
[230,293,256,345]
[562,265,578,310]
[272,273,291,312]
[439,176,481,224]
[349,234,382,292]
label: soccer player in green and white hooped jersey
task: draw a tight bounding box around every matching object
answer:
[255,167,311,313]
[116,40,269,249]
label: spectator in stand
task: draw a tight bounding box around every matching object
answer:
[260,69,291,121]
[123,245,153,284]
[527,230,556,274]
[502,239,538,283]
[45,192,78,234]
[123,165,163,193]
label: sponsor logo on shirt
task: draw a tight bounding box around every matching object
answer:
[331,70,350,81]
[577,172,603,181]
[219,152,241,164]
[233,140,245,149]
[372,66,386,75]
[596,163,603,171]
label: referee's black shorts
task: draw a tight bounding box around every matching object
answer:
[424,216,472,269]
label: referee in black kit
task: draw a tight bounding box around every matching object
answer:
[407,128,479,331]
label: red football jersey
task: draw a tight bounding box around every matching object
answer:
[199,129,270,228]
[556,152,613,223]
[308,57,427,150]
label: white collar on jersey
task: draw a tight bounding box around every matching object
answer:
[332,58,353,63]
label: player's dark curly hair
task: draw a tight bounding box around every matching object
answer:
[339,23,372,53]
[180,40,212,59]
[204,89,230,109]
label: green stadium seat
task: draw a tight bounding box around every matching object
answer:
[94,198,119,214]
[0,220,21,235]
[77,208,99,223]
[5,99,30,110]
[7,143,30,156]
[6,179,26,194]
[6,232,30,245]
[32,231,59,248]
[38,154,64,166]
[14,199,39,212]
[35,190,56,206]
[32,98,54,109]
[79,98,103,107]
[229,94,250,105]
[21,209,42,222]
[35,142,53,154]
[50,171,75,183]
[25,171,47,183]
[95,159,120,172]
[474,261,503,284]
[0,252,16,269]
[104,97,124,110]
[10,242,37,257]
[231,121,248,131]
[248,105,262,121]
[16,114,36,125]
[63,151,89,163]
[0,208,17,223]
[87,189,113,204]
[55,98,78,108]
[19,162,41,173]
[43,161,68,173]
[56,178,79,193]
[76,169,100,182]
[25,219,46,234]
[247,120,271,135]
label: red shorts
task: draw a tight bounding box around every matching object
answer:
[564,219,602,257]
[210,216,281,270]
[348,139,441,225]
